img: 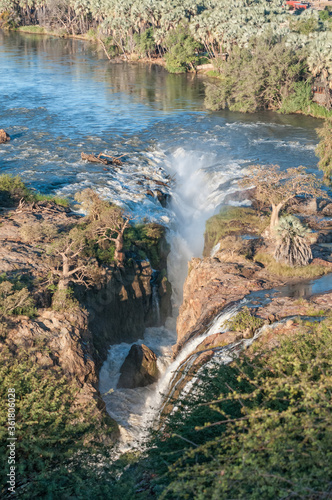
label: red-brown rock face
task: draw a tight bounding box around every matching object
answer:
[175,257,278,355]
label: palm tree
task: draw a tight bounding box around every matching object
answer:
[274,215,312,267]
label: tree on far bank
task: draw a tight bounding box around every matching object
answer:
[239,165,322,232]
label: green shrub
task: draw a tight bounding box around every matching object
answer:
[290,16,320,36]
[144,315,332,499]
[205,38,307,113]
[0,342,119,499]
[134,28,155,57]
[279,81,312,114]
[226,306,264,333]
[165,24,201,73]
[316,117,332,182]
[51,287,80,312]
[0,281,35,317]
[20,221,58,243]
[0,174,32,206]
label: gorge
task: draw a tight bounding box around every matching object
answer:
[0,29,331,499]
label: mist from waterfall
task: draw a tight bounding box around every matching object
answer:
[99,145,247,453]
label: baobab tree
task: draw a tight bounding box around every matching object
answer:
[239,165,322,233]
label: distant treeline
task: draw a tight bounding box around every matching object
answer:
[1,0,332,113]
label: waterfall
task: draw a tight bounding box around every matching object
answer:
[99,147,247,453]
[151,271,161,325]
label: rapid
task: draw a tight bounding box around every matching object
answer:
[0,30,322,451]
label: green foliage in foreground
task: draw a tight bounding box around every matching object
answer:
[0,340,121,499]
[0,174,69,207]
[127,314,332,499]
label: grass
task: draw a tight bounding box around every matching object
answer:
[204,206,268,257]
[254,252,330,278]
[0,174,69,207]
[33,193,70,207]
[306,102,332,119]
[18,26,45,34]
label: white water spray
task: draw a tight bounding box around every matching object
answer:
[99,146,249,452]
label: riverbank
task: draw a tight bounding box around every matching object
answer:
[0,178,173,497]
[3,25,331,122]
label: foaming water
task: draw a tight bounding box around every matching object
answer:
[0,30,324,452]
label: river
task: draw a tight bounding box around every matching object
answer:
[0,30,324,451]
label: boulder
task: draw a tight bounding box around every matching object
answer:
[117,344,159,389]
[0,129,10,144]
[155,189,170,208]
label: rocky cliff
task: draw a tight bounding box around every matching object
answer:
[0,200,171,438]
[176,202,332,356]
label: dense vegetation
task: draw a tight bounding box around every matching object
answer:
[0,336,125,499]
[114,314,332,499]
[316,117,332,181]
[0,0,331,79]
[1,0,332,119]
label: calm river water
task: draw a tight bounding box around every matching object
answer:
[0,29,326,450]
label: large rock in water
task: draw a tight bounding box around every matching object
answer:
[0,129,10,144]
[117,344,159,389]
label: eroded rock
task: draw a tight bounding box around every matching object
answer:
[117,343,159,389]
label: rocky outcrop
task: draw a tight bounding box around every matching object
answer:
[175,257,280,355]
[86,261,157,362]
[0,129,10,144]
[117,343,159,389]
[2,308,117,441]
[0,203,171,365]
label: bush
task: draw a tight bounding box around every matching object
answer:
[0,281,35,317]
[226,306,264,333]
[0,342,118,499]
[51,287,80,312]
[0,174,32,206]
[134,28,155,58]
[316,117,332,182]
[144,315,332,499]
[205,37,308,113]
[279,81,312,114]
[165,24,201,73]
[20,221,58,243]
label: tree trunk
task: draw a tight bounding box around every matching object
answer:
[58,257,70,289]
[114,232,125,266]
[58,278,69,291]
[270,203,283,232]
